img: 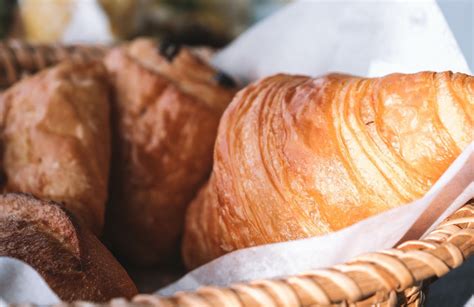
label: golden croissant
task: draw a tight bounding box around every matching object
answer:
[182,72,474,269]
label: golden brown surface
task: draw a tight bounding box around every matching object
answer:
[0,61,111,234]
[0,193,137,302]
[182,72,474,269]
[104,38,236,265]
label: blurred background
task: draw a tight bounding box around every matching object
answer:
[0,0,290,46]
[0,0,471,70]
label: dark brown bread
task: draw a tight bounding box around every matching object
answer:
[0,193,137,302]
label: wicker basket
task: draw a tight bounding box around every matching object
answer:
[0,41,472,307]
[0,40,107,89]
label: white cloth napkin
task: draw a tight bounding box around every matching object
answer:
[213,0,470,82]
[0,257,59,305]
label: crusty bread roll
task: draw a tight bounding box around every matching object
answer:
[182,72,474,269]
[104,38,237,265]
[0,61,111,234]
[0,193,137,302]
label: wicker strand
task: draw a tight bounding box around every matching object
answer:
[0,40,108,88]
[302,269,363,302]
[286,276,332,305]
[249,280,301,306]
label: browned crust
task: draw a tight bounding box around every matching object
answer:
[0,193,137,302]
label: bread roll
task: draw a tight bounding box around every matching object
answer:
[0,193,137,302]
[104,38,237,265]
[0,61,111,234]
[182,72,474,269]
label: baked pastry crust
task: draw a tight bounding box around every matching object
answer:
[0,61,111,234]
[182,72,474,269]
[104,38,236,265]
[0,193,137,302]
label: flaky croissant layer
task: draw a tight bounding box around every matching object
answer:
[182,72,474,269]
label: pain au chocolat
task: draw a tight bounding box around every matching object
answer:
[104,38,237,265]
[182,72,474,269]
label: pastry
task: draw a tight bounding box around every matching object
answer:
[104,38,237,265]
[182,72,474,269]
[0,193,137,302]
[0,60,111,234]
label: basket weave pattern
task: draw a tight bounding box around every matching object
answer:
[0,40,106,88]
[0,41,472,307]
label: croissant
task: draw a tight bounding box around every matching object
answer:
[0,193,137,301]
[104,38,237,265]
[182,72,474,269]
[0,61,111,234]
